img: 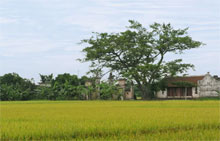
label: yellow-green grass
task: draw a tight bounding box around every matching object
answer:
[0,100,220,140]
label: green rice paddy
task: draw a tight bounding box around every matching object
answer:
[0,100,220,140]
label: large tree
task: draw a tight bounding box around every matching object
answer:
[81,20,203,99]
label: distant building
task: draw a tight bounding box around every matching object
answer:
[156,72,220,99]
[117,79,134,100]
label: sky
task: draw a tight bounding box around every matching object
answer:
[0,0,219,83]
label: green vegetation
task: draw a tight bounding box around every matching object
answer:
[81,20,203,99]
[1,100,219,140]
[0,73,36,100]
[196,97,220,100]
[171,81,197,87]
[0,73,121,101]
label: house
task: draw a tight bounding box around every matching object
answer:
[156,72,220,99]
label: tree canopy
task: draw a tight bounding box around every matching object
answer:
[0,73,35,100]
[81,20,204,99]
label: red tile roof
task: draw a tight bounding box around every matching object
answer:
[166,75,205,87]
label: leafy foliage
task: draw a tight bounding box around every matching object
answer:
[98,82,120,100]
[0,73,35,100]
[39,74,53,84]
[0,73,121,101]
[81,20,203,99]
[0,73,93,101]
[171,81,197,87]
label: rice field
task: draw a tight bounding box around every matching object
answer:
[0,100,220,140]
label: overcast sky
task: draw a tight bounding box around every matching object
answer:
[0,0,219,83]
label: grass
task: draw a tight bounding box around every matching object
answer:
[0,100,220,140]
[196,97,220,100]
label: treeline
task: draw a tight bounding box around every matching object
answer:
[0,73,121,101]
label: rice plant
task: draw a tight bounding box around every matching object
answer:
[0,100,219,140]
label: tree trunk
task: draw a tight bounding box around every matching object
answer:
[134,77,152,100]
[137,84,151,100]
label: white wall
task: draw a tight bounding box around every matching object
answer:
[156,89,167,98]
[198,73,220,97]
[192,87,199,98]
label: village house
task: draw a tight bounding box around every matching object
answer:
[84,72,220,100]
[156,72,220,99]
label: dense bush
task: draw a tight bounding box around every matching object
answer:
[51,74,88,100]
[0,73,35,100]
[99,82,120,100]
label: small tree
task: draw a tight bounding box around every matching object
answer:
[98,82,120,100]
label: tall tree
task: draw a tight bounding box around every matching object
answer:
[81,20,203,99]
